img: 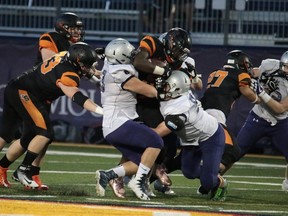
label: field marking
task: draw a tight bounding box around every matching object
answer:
[0,199,234,216]
[1,146,286,216]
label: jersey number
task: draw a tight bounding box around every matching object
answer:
[40,52,66,74]
[206,70,228,88]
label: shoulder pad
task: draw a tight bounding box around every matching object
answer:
[165,114,186,131]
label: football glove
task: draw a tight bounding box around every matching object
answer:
[155,77,166,100]
[95,47,105,60]
[250,78,264,95]
[162,66,172,79]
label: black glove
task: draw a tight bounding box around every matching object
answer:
[182,62,197,78]
[95,47,105,60]
[155,77,165,92]
[155,77,166,100]
[162,66,172,79]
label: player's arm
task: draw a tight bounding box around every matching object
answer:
[133,47,163,74]
[239,85,260,104]
[250,78,288,113]
[41,48,57,62]
[152,121,172,137]
[58,82,103,115]
[123,76,157,98]
[264,95,288,114]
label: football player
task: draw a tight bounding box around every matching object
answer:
[0,12,99,190]
[154,70,228,201]
[94,38,163,201]
[132,27,202,195]
[0,43,103,189]
[236,50,288,192]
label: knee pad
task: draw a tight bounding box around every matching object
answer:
[221,143,241,167]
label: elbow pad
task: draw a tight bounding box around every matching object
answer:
[164,114,187,131]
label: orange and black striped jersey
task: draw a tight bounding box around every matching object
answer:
[14,51,80,101]
[200,67,251,117]
[139,35,183,70]
[137,35,184,107]
[35,32,70,65]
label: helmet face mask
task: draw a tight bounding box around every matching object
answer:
[67,42,98,77]
[163,28,191,62]
[105,38,135,64]
[55,12,85,43]
[279,51,288,79]
[160,71,191,101]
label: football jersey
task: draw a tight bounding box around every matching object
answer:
[13,51,80,101]
[200,67,251,118]
[160,91,218,144]
[253,59,288,124]
[35,32,71,65]
[137,35,194,107]
[101,59,139,136]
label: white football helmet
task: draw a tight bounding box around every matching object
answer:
[161,70,191,100]
[104,38,135,64]
[280,51,288,78]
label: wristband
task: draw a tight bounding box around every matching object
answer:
[153,66,165,75]
[252,94,258,104]
[259,91,271,103]
[72,91,89,107]
[95,106,103,115]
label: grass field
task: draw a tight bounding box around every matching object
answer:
[0,142,287,216]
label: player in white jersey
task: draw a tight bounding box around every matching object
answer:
[95,38,163,201]
[154,71,228,201]
[237,51,288,192]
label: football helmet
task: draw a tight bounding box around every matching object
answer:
[105,38,135,64]
[162,27,192,62]
[159,71,191,100]
[67,42,97,77]
[279,51,288,78]
[54,12,84,42]
[225,50,253,74]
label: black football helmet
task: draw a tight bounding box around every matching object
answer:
[162,27,192,62]
[225,50,253,74]
[67,42,98,77]
[54,12,85,42]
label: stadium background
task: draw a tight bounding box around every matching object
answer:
[0,0,287,153]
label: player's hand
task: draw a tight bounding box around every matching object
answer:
[184,62,197,78]
[162,66,172,79]
[155,77,166,100]
[155,77,165,91]
[95,47,105,60]
[250,78,264,95]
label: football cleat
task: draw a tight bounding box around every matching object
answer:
[31,175,49,190]
[109,177,126,198]
[0,166,10,188]
[210,178,228,201]
[128,175,150,200]
[154,179,176,195]
[155,164,172,186]
[282,179,288,192]
[144,178,156,197]
[17,165,40,189]
[12,170,48,190]
[95,170,117,197]
[196,185,209,196]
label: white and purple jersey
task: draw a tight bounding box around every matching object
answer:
[160,91,219,144]
[252,59,288,125]
[101,59,139,136]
